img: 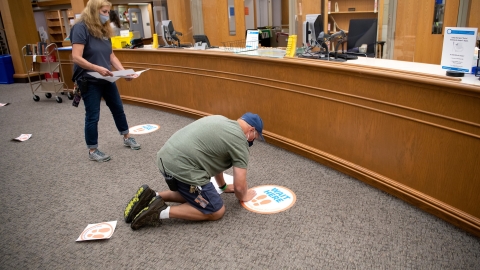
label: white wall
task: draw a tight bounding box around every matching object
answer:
[33,11,48,39]
[272,0,281,27]
[256,0,269,27]
[245,0,255,29]
[256,0,281,28]
[140,5,151,38]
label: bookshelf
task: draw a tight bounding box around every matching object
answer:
[0,13,8,55]
[325,0,383,35]
[45,9,74,45]
[0,28,8,55]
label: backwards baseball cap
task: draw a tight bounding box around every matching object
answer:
[241,112,265,141]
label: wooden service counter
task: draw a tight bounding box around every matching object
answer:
[58,49,480,237]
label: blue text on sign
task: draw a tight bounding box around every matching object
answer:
[264,187,291,203]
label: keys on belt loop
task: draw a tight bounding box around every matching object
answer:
[189,185,202,194]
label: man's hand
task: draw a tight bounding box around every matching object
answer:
[233,167,257,202]
[241,189,257,202]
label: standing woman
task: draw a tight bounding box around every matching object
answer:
[71,0,141,162]
[109,10,121,37]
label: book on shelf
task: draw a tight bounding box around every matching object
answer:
[26,44,32,55]
[36,42,47,55]
[25,43,48,56]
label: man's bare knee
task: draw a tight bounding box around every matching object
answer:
[207,205,225,221]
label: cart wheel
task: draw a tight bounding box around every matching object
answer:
[56,96,63,103]
[33,95,40,102]
[67,92,74,100]
[45,93,52,98]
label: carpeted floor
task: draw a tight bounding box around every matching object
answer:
[0,83,479,269]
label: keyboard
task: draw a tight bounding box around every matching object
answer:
[330,52,358,60]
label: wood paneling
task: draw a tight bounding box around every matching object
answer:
[147,4,154,41]
[395,0,460,64]
[234,0,247,41]
[202,0,246,47]
[1,0,40,76]
[59,49,480,237]
[414,0,459,64]
[377,0,383,40]
[167,0,193,44]
[36,0,70,7]
[281,0,289,27]
[393,0,417,61]
[331,0,377,11]
[70,0,88,15]
[300,0,322,14]
[467,0,480,31]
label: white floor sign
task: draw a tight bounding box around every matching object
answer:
[241,185,296,214]
[76,221,117,241]
[210,174,296,214]
[129,124,160,134]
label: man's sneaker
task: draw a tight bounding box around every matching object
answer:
[124,184,156,223]
[89,149,111,162]
[124,137,141,150]
[131,196,167,230]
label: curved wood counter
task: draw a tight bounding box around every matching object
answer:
[59,49,480,237]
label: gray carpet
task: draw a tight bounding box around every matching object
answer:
[0,83,479,269]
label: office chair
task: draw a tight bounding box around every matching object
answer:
[193,35,218,49]
[339,18,384,58]
[162,20,184,48]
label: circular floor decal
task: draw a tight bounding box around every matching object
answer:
[129,124,160,135]
[79,222,115,241]
[241,185,296,214]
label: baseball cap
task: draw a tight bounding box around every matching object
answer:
[241,112,265,141]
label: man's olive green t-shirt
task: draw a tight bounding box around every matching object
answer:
[157,115,249,186]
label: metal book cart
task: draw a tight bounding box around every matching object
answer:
[21,43,72,103]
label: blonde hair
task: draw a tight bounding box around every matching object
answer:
[76,0,113,38]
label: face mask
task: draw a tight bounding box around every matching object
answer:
[247,130,255,147]
[99,14,109,24]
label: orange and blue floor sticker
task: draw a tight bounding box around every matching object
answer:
[241,185,296,214]
[76,221,117,241]
[129,124,160,135]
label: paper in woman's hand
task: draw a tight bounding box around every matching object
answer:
[87,69,149,82]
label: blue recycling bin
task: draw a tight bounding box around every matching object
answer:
[0,54,14,84]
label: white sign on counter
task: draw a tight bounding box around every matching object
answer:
[246,30,259,50]
[441,27,478,73]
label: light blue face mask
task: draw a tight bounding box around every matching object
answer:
[99,14,109,24]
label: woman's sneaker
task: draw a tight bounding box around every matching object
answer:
[124,137,141,150]
[89,149,111,162]
[124,185,156,223]
[131,196,167,230]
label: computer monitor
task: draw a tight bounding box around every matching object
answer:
[302,14,323,47]
[193,35,212,48]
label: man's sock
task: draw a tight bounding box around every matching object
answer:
[156,192,160,196]
[159,206,170,219]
